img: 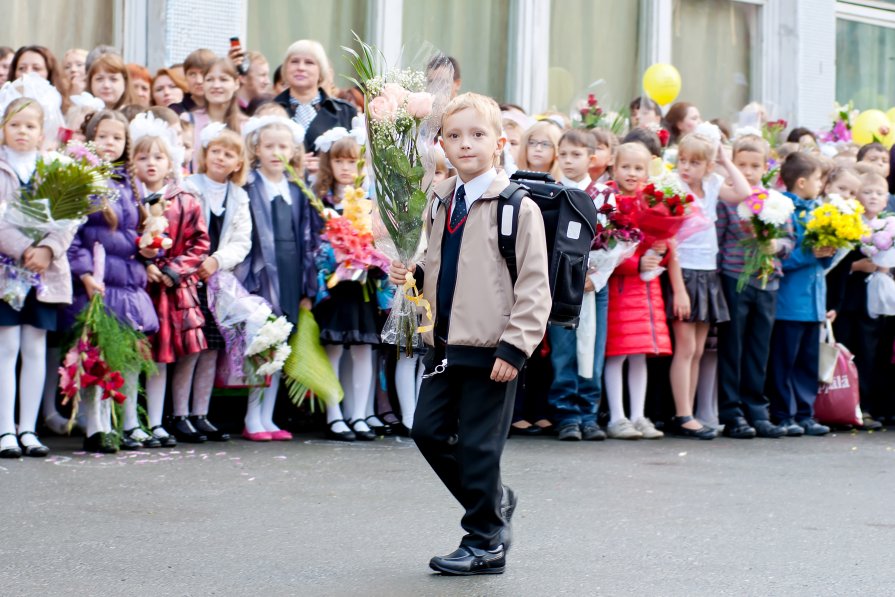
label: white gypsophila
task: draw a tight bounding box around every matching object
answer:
[651,170,686,197]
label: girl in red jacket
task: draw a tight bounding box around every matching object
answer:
[604,143,672,440]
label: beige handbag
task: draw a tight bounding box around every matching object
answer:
[818,319,839,384]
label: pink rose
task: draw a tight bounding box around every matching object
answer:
[406,92,434,119]
[381,83,409,107]
[368,95,398,121]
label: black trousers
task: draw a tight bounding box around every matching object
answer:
[833,310,883,413]
[412,365,517,550]
[717,275,777,425]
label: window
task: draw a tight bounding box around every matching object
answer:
[836,10,895,109]
[0,0,116,60]
[247,0,368,85]
[547,0,641,115]
[671,0,761,120]
[401,0,510,101]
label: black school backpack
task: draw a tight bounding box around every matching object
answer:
[498,170,598,328]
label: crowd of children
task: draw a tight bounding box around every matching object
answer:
[0,39,892,461]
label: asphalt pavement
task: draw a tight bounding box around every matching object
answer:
[2,430,894,596]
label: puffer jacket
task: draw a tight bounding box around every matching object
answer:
[0,150,75,305]
[605,252,672,357]
[64,170,159,333]
[416,172,551,370]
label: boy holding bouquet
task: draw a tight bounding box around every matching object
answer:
[389,93,550,575]
[767,152,833,436]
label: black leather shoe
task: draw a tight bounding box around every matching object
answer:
[126,428,161,449]
[779,419,804,437]
[862,414,884,431]
[325,420,355,442]
[510,423,543,437]
[84,432,118,454]
[150,426,177,448]
[557,424,582,441]
[364,415,389,436]
[722,418,756,439]
[581,424,607,441]
[0,433,22,458]
[667,416,716,440]
[170,416,207,443]
[390,422,411,437]
[349,419,376,441]
[116,431,142,451]
[429,545,506,576]
[18,431,50,457]
[798,419,830,436]
[754,420,786,438]
[191,416,230,441]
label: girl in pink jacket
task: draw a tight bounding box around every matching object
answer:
[0,97,75,458]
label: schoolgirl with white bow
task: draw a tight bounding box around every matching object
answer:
[238,115,319,441]
[0,78,74,458]
[130,111,211,448]
[174,122,251,443]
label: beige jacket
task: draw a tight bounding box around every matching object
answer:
[418,172,550,369]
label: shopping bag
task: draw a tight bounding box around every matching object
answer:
[818,320,839,384]
[867,271,895,318]
[814,342,862,426]
[576,292,597,378]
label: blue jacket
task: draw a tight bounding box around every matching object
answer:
[776,193,833,322]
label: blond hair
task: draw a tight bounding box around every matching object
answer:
[614,142,651,166]
[442,92,502,137]
[515,120,562,179]
[732,134,770,161]
[283,40,330,88]
[678,133,716,163]
[859,171,888,190]
[198,128,248,186]
[245,120,304,174]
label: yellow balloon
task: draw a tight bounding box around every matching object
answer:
[642,63,682,106]
[887,107,895,124]
[852,109,893,147]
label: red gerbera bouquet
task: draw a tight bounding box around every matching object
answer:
[588,199,644,292]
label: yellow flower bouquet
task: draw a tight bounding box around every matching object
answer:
[803,195,870,250]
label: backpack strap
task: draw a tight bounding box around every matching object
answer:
[497,182,528,285]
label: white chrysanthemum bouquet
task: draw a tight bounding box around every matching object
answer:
[735,187,795,291]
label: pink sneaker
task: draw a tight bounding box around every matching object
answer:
[242,429,273,442]
[270,430,293,441]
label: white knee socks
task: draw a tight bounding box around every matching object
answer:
[0,326,21,437]
[605,354,648,423]
[172,352,199,417]
[16,325,47,437]
[145,363,170,438]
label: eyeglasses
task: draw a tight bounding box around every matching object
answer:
[527,140,554,150]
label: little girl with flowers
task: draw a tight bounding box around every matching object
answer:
[311,125,390,442]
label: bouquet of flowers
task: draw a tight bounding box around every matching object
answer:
[860,213,895,267]
[587,200,643,292]
[762,118,788,148]
[819,101,857,144]
[58,244,155,430]
[803,194,870,250]
[207,271,293,386]
[574,93,627,135]
[632,170,698,246]
[345,35,453,354]
[0,141,116,310]
[735,187,795,291]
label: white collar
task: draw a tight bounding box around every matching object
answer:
[4,148,38,183]
[258,171,292,205]
[560,175,591,191]
[203,177,228,216]
[456,168,497,207]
